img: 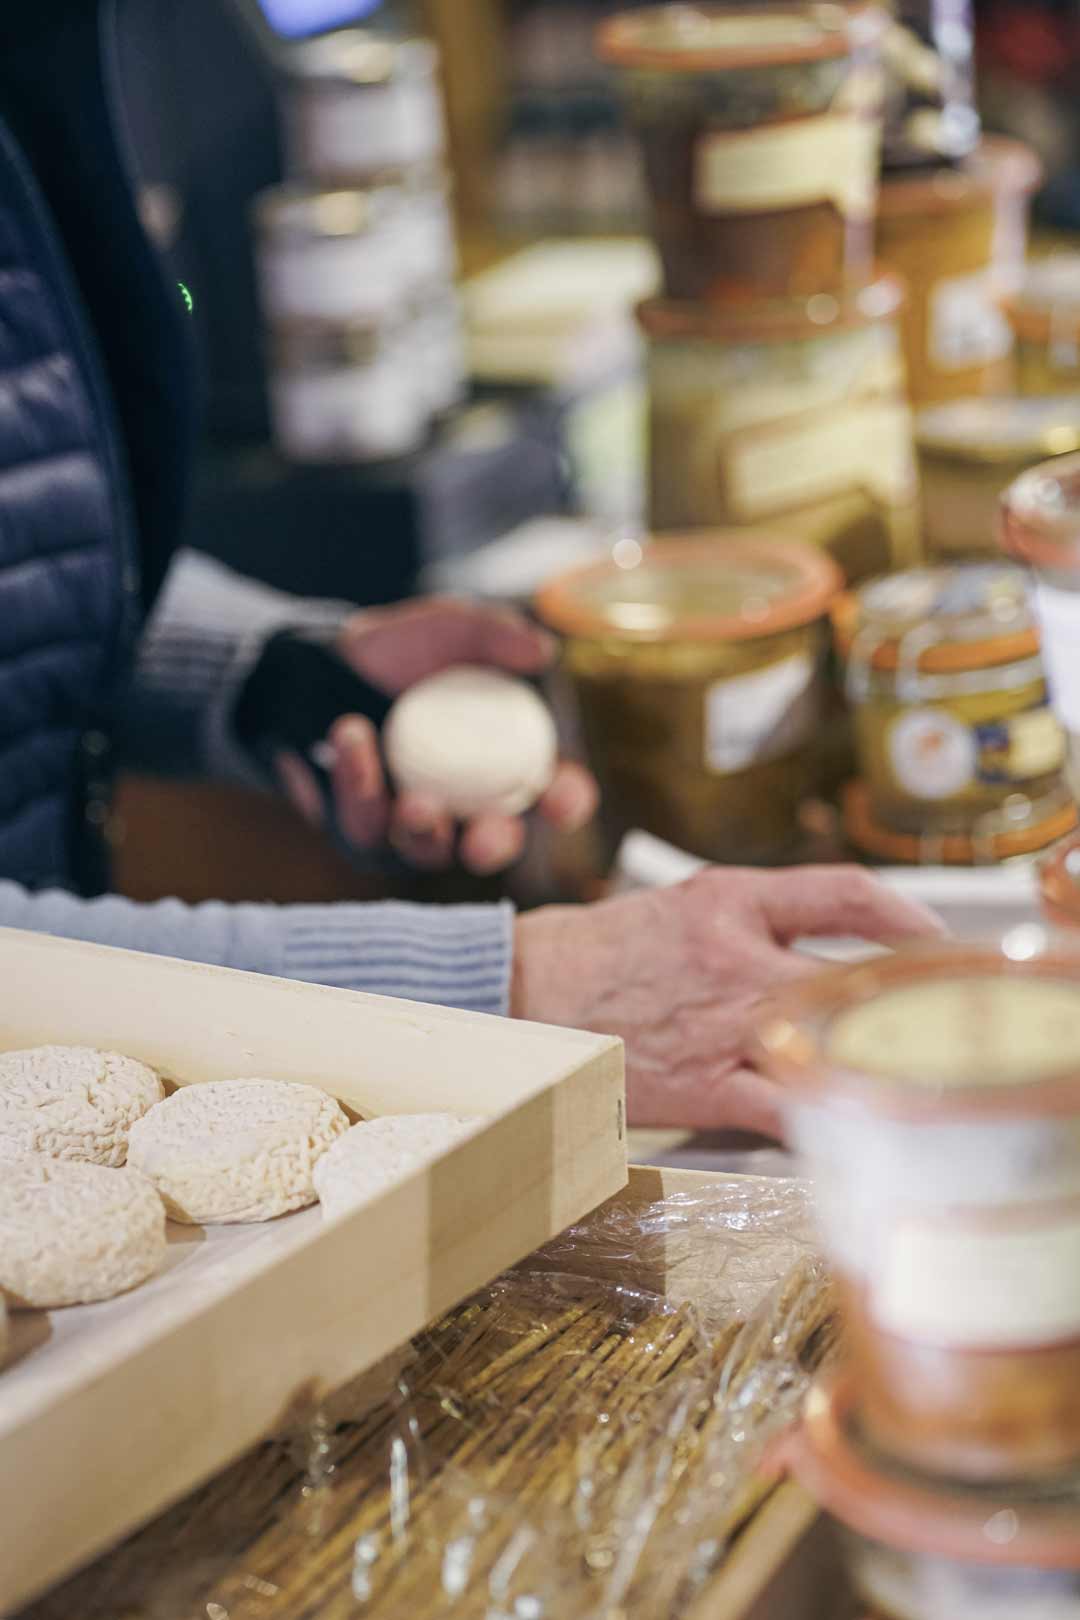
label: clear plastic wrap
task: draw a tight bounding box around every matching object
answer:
[22,1178,833,1620]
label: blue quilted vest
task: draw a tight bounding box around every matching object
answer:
[0,0,193,892]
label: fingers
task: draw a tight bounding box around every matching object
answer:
[629,1062,785,1138]
[389,791,456,870]
[341,599,556,692]
[275,752,326,829]
[460,813,527,876]
[753,865,946,947]
[328,716,389,849]
[538,761,599,832]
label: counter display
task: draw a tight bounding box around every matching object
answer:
[757,937,1080,1480]
[917,395,1080,560]
[641,276,920,583]
[834,565,1068,843]
[597,3,884,303]
[876,137,1042,405]
[1002,256,1080,398]
[535,535,842,865]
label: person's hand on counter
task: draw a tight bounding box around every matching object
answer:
[273,598,598,874]
[511,865,944,1137]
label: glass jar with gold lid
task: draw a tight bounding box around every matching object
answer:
[834,564,1072,856]
[535,535,841,865]
[1000,255,1080,397]
[916,395,1080,561]
[596,3,885,304]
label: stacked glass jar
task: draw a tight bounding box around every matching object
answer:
[596,3,920,589]
[251,30,465,464]
[756,935,1080,1620]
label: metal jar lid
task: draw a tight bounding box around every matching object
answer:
[915,396,1080,468]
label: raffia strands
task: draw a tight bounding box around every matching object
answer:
[18,1265,835,1620]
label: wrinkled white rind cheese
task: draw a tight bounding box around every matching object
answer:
[0,1158,167,1309]
[128,1079,350,1224]
[314,1113,481,1221]
[384,666,558,819]
[0,1046,164,1167]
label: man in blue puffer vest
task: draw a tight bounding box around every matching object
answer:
[0,0,939,1134]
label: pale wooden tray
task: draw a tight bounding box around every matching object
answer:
[0,927,625,1615]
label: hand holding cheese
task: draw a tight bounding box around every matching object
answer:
[384,666,558,819]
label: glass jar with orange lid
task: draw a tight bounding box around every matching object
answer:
[596,4,885,305]
[1001,452,1080,800]
[757,936,1080,1483]
[1041,834,1080,932]
[833,565,1072,861]
[780,1374,1080,1616]
[641,274,920,585]
[1000,255,1080,398]
[876,137,1042,406]
[535,535,842,865]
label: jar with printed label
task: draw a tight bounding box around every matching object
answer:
[267,318,425,464]
[834,565,1071,855]
[1001,255,1080,398]
[534,536,842,865]
[756,937,1080,1480]
[1002,453,1080,800]
[640,275,920,585]
[876,137,1042,406]
[596,4,885,304]
[782,1375,1080,1619]
[880,1,979,171]
[283,31,444,185]
[252,173,456,329]
[917,396,1080,561]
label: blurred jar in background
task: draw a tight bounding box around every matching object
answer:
[1001,255,1080,397]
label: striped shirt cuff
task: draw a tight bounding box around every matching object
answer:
[278,900,516,1017]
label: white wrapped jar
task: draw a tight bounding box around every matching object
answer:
[408,289,467,418]
[756,935,1080,1483]
[284,31,444,184]
[253,183,416,326]
[268,319,425,464]
[783,1376,1080,1620]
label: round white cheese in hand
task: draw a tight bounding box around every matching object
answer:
[383,665,558,818]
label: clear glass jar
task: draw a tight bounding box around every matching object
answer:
[757,937,1080,1481]
[835,565,1068,839]
[596,4,885,303]
[535,535,842,865]
[268,319,425,464]
[876,137,1042,406]
[252,170,455,327]
[782,1375,1080,1619]
[1001,452,1080,801]
[640,275,920,584]
[917,396,1080,560]
[881,0,979,171]
[283,31,444,185]
[1001,256,1080,398]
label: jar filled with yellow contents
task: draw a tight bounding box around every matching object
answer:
[596,3,885,305]
[917,395,1080,560]
[834,565,1073,860]
[756,937,1080,1482]
[1001,255,1080,397]
[535,535,842,865]
[641,274,920,585]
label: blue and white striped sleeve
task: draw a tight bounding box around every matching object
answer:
[0,883,515,1017]
[117,547,352,787]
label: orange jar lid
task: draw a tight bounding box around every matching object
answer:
[535,534,841,644]
[779,1374,1080,1568]
[877,135,1043,220]
[843,779,1076,868]
[1041,833,1080,929]
[1001,452,1080,572]
[595,3,880,72]
[832,565,1041,675]
[637,272,904,345]
[755,926,1080,1119]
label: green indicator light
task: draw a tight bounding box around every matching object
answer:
[178,282,194,314]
